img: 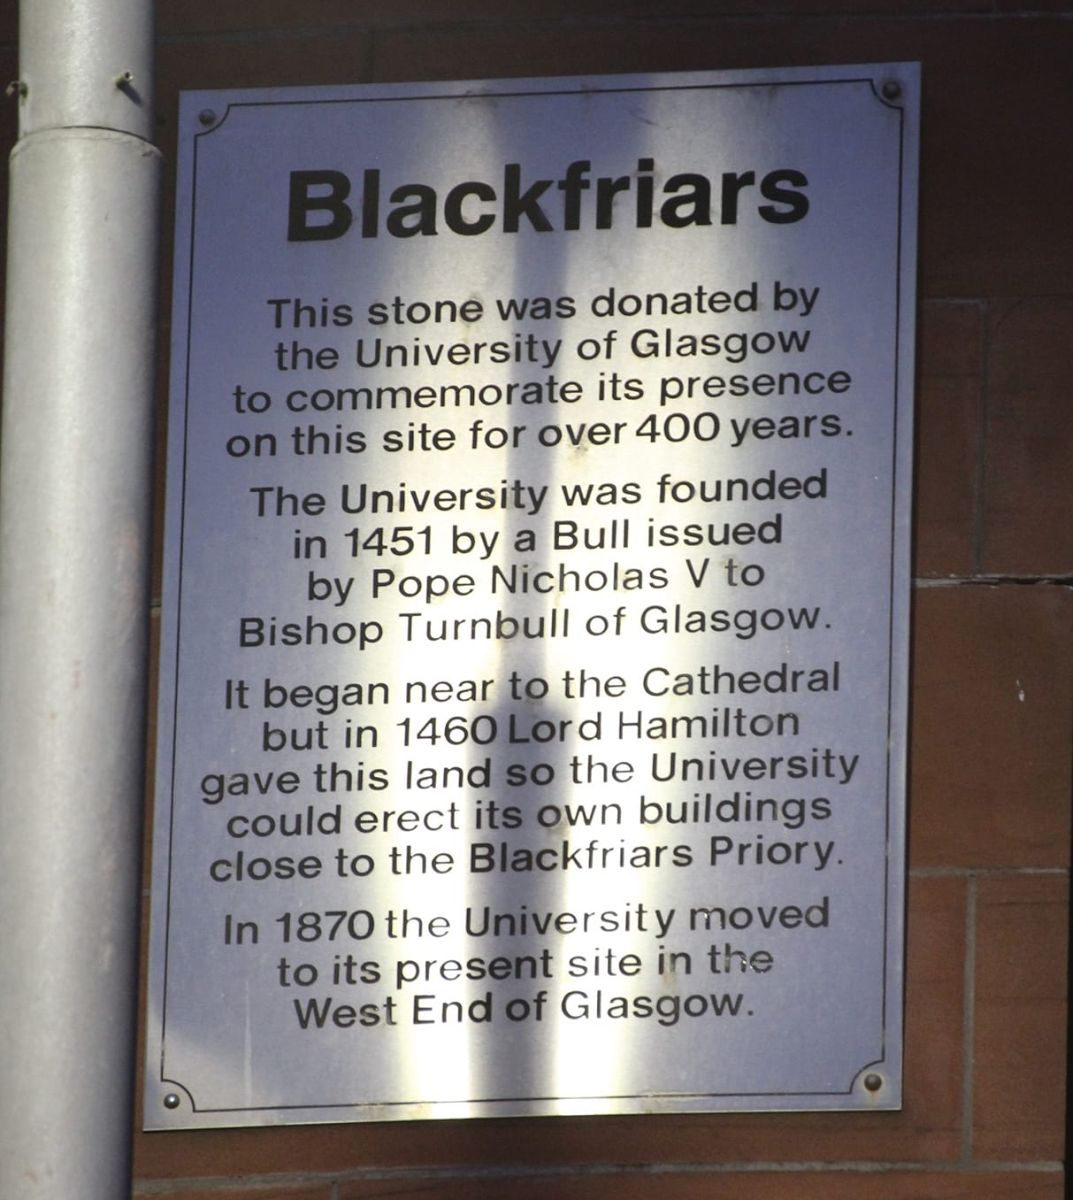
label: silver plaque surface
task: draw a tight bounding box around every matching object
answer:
[146,65,918,1129]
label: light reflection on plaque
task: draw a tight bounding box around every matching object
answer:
[146,64,918,1128]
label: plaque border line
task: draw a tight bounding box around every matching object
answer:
[148,65,917,1124]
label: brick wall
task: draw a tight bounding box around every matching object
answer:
[130,3,1071,1196]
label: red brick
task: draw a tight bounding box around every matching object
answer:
[157,0,995,38]
[142,607,161,871]
[981,298,1073,576]
[913,302,982,578]
[909,584,1073,869]
[898,876,966,1151]
[149,351,168,606]
[973,874,1068,1160]
[134,1188,330,1200]
[335,1169,1064,1200]
[912,22,1073,299]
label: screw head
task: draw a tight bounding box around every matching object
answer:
[198,109,217,127]
[881,80,902,102]
[863,1073,884,1093]
[163,1093,181,1110]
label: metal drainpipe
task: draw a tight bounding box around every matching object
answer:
[0,1,159,1196]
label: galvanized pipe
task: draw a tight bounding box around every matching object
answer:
[0,1,159,1196]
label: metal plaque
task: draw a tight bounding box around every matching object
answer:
[146,65,918,1128]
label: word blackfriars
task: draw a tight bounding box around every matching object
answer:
[288,159,810,241]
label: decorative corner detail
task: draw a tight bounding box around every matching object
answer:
[874,77,905,108]
[851,1061,893,1105]
[194,105,235,136]
[159,1079,196,1114]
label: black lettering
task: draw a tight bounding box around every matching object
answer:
[502,164,553,232]
[660,174,712,228]
[444,181,497,235]
[719,171,755,226]
[386,184,438,237]
[288,170,353,241]
[759,169,810,223]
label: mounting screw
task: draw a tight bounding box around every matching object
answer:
[115,70,134,88]
[863,1073,884,1093]
[881,80,902,102]
[163,1093,181,1110]
[198,109,217,128]
[5,80,27,99]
